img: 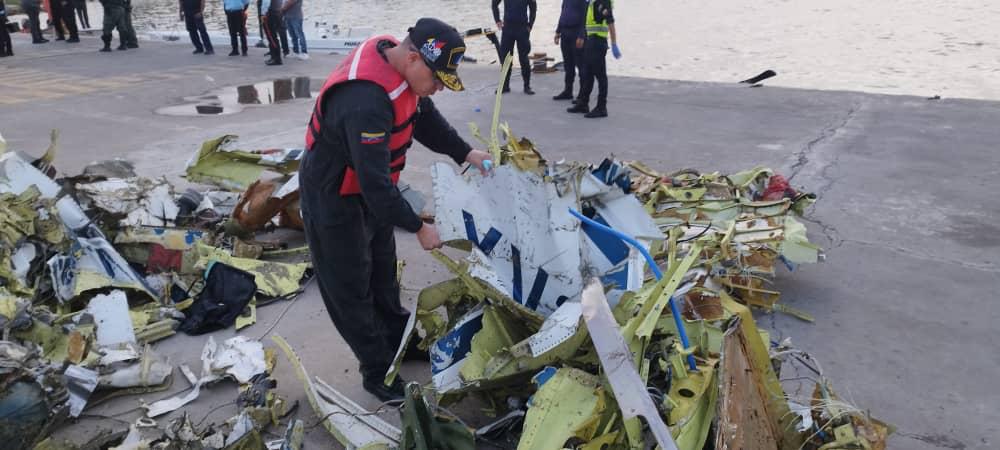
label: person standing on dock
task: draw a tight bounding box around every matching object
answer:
[553,0,587,101]
[298,18,493,402]
[179,0,214,54]
[492,0,537,95]
[223,0,250,55]
[261,0,284,65]
[567,0,619,118]
[281,0,306,59]
[0,2,12,56]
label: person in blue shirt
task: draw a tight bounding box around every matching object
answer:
[553,0,587,101]
[223,0,250,55]
[492,0,537,95]
[0,2,12,56]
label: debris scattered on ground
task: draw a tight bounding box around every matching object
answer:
[279,74,890,449]
[0,133,312,449]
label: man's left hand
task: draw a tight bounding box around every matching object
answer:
[465,149,494,176]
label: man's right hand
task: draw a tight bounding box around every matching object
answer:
[553,33,560,45]
[576,37,584,49]
[416,223,444,250]
[496,21,503,29]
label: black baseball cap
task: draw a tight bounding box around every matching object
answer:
[407,18,466,91]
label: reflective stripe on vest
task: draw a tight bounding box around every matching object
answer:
[304,35,418,197]
[585,0,611,38]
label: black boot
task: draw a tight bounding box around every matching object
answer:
[363,377,405,402]
[117,41,128,50]
[229,48,239,56]
[99,35,112,52]
[584,102,608,118]
[524,85,535,95]
[553,88,574,100]
[567,101,590,114]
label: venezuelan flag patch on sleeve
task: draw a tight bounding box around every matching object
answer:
[360,131,386,145]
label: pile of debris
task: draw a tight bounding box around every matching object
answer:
[286,118,892,448]
[0,132,313,449]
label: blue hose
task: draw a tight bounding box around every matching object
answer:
[569,208,697,371]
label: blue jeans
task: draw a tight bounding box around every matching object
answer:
[285,17,306,53]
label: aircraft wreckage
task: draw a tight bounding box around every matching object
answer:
[0,88,889,449]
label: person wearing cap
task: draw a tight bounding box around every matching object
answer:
[492,0,537,94]
[567,0,618,118]
[298,17,493,402]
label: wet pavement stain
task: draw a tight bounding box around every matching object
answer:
[156,77,318,116]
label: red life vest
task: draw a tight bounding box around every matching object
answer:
[305,35,417,196]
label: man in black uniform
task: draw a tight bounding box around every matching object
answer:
[492,0,537,95]
[553,0,587,100]
[51,0,80,42]
[21,0,48,43]
[179,0,213,54]
[568,0,618,118]
[298,18,493,401]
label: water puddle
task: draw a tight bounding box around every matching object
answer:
[156,77,318,116]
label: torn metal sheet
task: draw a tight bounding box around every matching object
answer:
[87,291,137,347]
[145,337,217,418]
[114,227,207,251]
[517,367,604,450]
[48,195,157,301]
[526,301,581,357]
[581,278,678,450]
[185,135,303,191]
[212,336,267,383]
[272,335,400,449]
[63,364,99,417]
[75,177,180,227]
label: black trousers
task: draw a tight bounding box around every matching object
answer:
[225,9,247,53]
[25,5,44,41]
[0,15,11,55]
[51,0,78,40]
[73,0,89,28]
[184,12,212,51]
[263,11,285,61]
[499,25,532,89]
[301,194,410,381]
[559,31,584,92]
[578,35,609,107]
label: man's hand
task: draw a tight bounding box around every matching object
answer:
[576,37,584,48]
[465,149,494,176]
[554,33,560,45]
[416,223,444,250]
[496,21,503,29]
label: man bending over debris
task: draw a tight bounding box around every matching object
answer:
[298,17,493,402]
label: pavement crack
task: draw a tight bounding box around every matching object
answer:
[788,103,861,183]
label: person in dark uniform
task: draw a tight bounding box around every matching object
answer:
[553,0,587,101]
[21,0,48,43]
[492,0,537,94]
[567,0,619,118]
[261,0,284,65]
[0,3,12,56]
[121,0,138,48]
[73,0,89,29]
[51,0,80,42]
[179,0,213,54]
[298,18,493,401]
[98,0,126,51]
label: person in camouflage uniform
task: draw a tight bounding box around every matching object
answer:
[121,0,138,48]
[99,0,127,52]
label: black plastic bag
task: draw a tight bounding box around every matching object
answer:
[179,262,257,335]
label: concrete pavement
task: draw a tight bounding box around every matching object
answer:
[1,32,998,449]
